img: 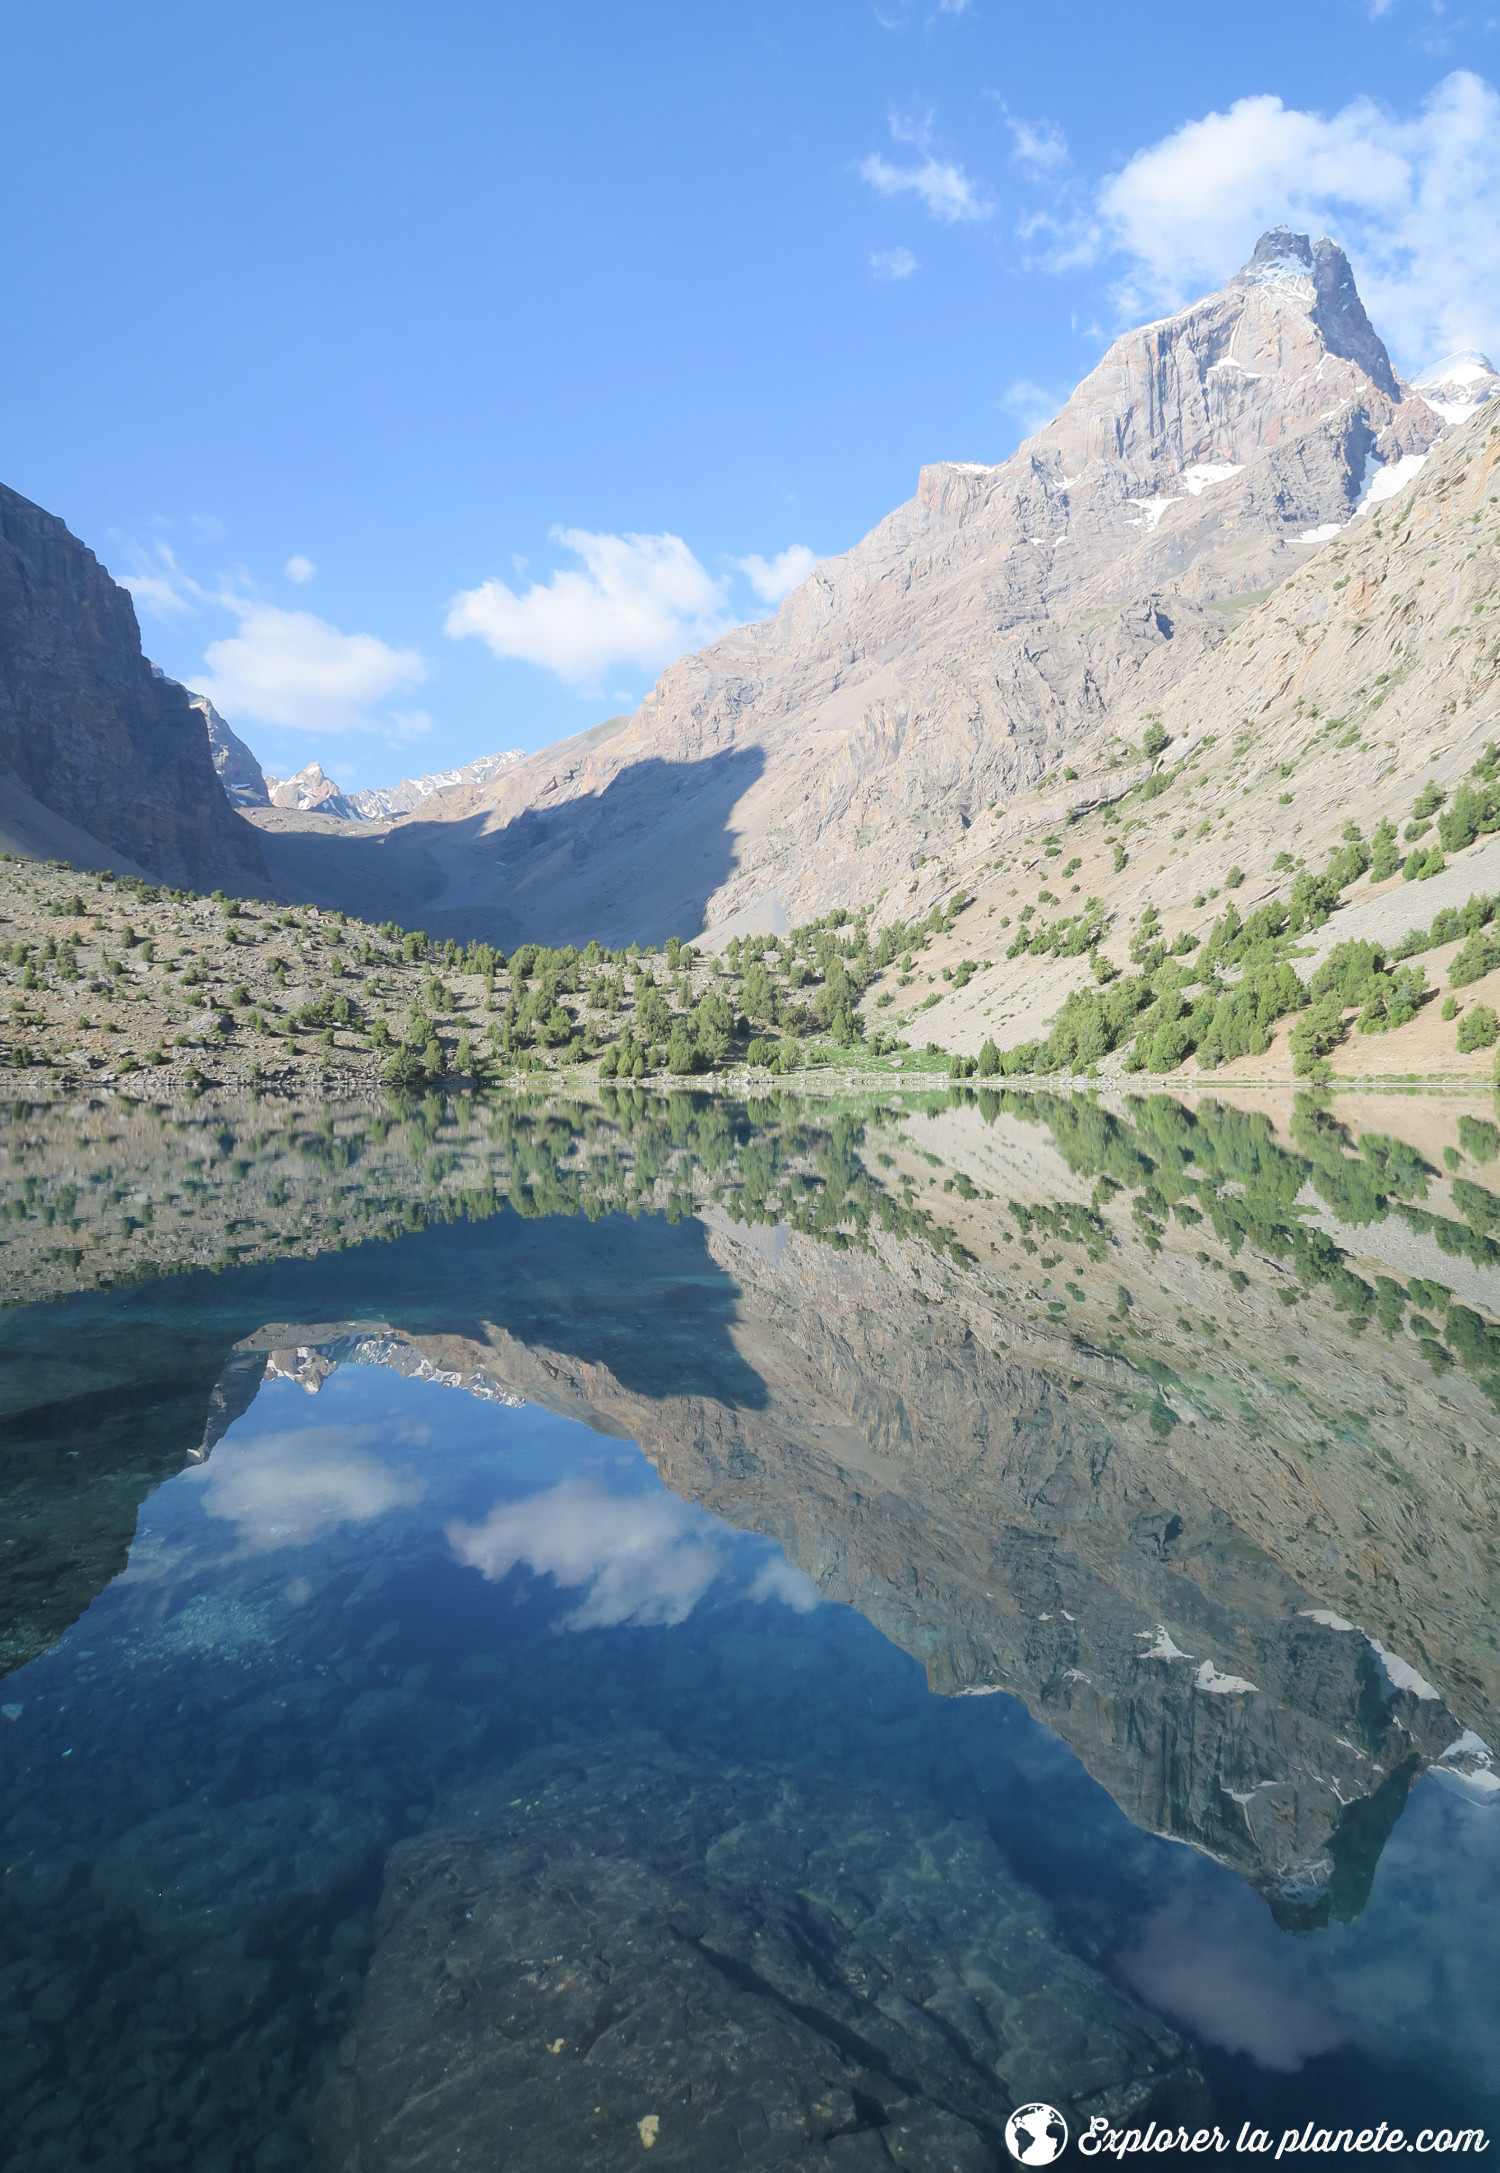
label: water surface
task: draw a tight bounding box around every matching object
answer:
[2,1082,1497,2168]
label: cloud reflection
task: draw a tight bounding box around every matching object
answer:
[748,1556,820,1613]
[187,1424,425,1550]
[448,1478,818,1630]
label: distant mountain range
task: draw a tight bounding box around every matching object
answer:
[185,696,525,827]
[255,749,524,822]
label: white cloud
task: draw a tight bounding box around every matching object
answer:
[187,1424,424,1551]
[285,553,316,584]
[116,540,426,738]
[1000,378,1066,435]
[199,601,427,734]
[446,527,732,685]
[1098,71,1500,367]
[870,245,919,279]
[861,150,990,223]
[861,115,990,223]
[888,107,935,149]
[1118,1789,1500,2094]
[986,101,1069,174]
[747,1557,820,1612]
[119,542,200,619]
[447,1478,730,1629]
[122,569,195,618]
[1005,114,1069,173]
[736,544,817,603]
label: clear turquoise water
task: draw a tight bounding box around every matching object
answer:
[2,1088,1498,2168]
[2,1365,1495,2167]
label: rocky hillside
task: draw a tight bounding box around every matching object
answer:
[0,484,268,891]
[266,231,1493,951]
[892,395,1500,1077]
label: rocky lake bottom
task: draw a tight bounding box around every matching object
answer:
[1,1080,1498,2169]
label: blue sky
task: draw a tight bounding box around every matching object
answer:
[2,0,1498,789]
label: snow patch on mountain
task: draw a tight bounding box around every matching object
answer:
[1182,463,1244,495]
[1127,498,1183,533]
[1352,451,1428,519]
[1195,1661,1258,1695]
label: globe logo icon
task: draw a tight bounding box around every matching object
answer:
[1005,2101,1069,2165]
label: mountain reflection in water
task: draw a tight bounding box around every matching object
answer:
[0,1080,1497,2168]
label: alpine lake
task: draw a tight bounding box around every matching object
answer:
[1,1075,1498,2171]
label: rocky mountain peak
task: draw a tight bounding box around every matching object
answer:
[1227,227,1398,400]
[173,681,269,809]
[253,747,527,827]
[1036,226,1412,489]
[263,760,362,820]
[1235,225,1317,284]
[1309,234,1400,399]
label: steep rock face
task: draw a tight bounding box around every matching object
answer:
[826,409,1500,1064]
[0,484,266,890]
[185,684,269,809]
[322,233,1448,946]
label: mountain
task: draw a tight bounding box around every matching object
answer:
[178,681,270,808]
[0,483,267,891]
[226,1293,1466,1933]
[342,748,524,819]
[898,375,1500,1070]
[261,758,365,819]
[252,747,526,826]
[259,230,1485,947]
[1411,349,1500,425]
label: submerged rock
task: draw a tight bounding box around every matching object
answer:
[93,1788,389,1952]
[322,1733,1203,2171]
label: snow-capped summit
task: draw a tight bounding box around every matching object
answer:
[262,760,362,819]
[1235,226,1318,286]
[1412,350,1500,427]
[1228,230,1400,399]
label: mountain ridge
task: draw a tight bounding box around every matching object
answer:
[251,231,1493,949]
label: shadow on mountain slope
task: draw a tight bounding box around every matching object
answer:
[257,743,766,949]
